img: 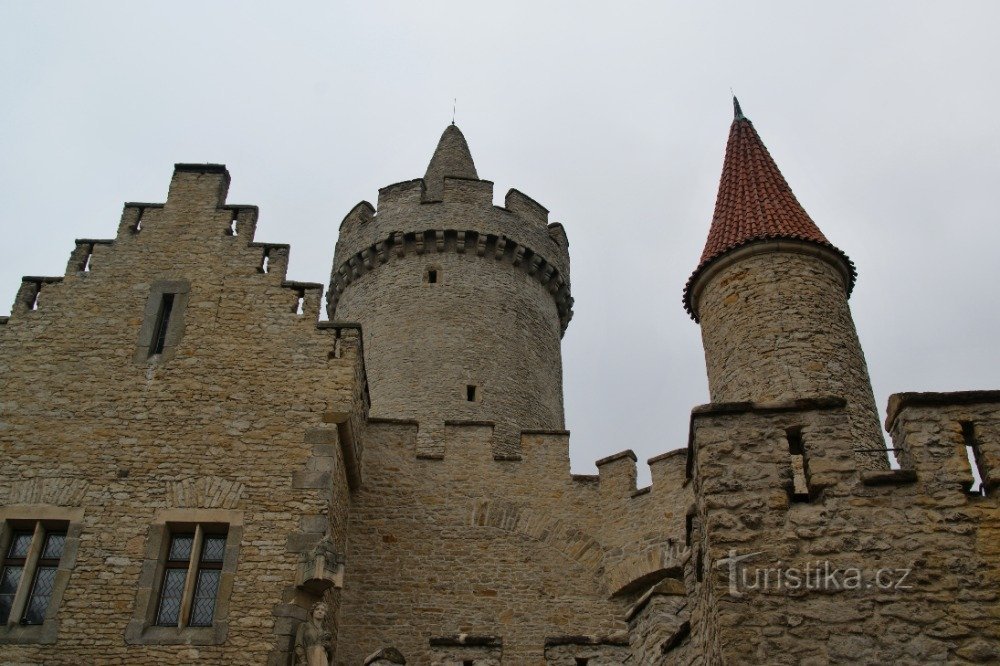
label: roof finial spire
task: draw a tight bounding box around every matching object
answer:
[733,94,745,121]
[452,98,456,125]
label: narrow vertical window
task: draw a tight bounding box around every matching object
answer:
[961,421,987,496]
[787,427,810,502]
[466,385,477,402]
[150,294,175,356]
[135,281,189,365]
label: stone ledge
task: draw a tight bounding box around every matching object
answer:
[886,390,1000,429]
[248,241,291,250]
[317,321,363,333]
[21,275,65,284]
[281,280,324,290]
[692,396,847,418]
[493,454,523,462]
[596,449,637,466]
[174,163,227,174]
[544,633,629,647]
[123,201,165,208]
[74,238,115,245]
[429,634,502,648]
[521,428,571,436]
[648,448,686,465]
[861,469,918,486]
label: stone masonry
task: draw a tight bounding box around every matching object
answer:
[1,108,998,665]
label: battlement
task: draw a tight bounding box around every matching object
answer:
[884,390,1000,496]
[346,175,567,266]
[686,393,1000,510]
[361,418,688,497]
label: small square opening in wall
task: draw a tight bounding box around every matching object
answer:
[424,266,440,284]
[466,385,477,402]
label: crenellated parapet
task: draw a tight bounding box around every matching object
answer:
[684,394,1000,663]
[882,390,1000,495]
[330,175,572,330]
[361,418,691,597]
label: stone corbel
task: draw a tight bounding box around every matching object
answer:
[296,536,345,595]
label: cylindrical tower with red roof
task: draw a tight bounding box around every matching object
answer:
[684,99,886,469]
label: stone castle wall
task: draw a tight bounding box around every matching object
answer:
[684,393,1000,664]
[334,421,690,665]
[0,166,366,663]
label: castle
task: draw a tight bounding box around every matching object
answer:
[0,101,998,665]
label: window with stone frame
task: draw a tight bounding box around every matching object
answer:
[0,507,83,645]
[126,509,241,646]
[154,525,227,629]
[1,525,66,626]
[134,279,190,364]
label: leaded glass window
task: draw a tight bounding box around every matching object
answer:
[154,526,227,628]
[0,524,68,626]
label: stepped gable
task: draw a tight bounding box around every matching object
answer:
[422,123,479,201]
[683,98,856,320]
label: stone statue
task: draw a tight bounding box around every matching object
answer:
[294,601,333,666]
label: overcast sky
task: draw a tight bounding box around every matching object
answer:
[2,2,998,483]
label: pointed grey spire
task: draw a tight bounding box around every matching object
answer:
[733,96,746,121]
[423,124,478,201]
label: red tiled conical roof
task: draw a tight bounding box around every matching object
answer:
[683,99,855,320]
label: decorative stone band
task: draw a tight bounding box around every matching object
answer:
[544,634,630,648]
[329,228,574,332]
[684,238,856,322]
[429,635,503,648]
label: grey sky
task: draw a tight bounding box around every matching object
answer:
[2,1,998,483]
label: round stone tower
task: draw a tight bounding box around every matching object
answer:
[328,124,572,453]
[684,99,886,469]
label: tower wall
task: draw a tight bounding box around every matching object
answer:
[692,243,886,468]
[330,176,571,454]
